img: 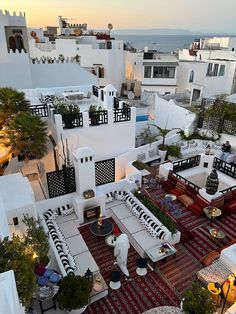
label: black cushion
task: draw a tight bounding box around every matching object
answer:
[136,258,147,268]
[110,271,121,282]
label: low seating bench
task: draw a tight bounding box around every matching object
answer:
[137,150,161,166]
[42,205,100,277]
[106,190,181,258]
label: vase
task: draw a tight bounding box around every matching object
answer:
[158,149,167,162]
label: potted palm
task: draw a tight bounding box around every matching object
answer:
[167,145,181,161]
[56,275,92,313]
[149,125,172,161]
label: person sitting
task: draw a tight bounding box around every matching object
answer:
[205,144,211,155]
[220,141,231,161]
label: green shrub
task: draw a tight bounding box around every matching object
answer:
[134,192,177,234]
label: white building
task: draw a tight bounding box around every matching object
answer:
[177,37,236,101]
[126,50,179,95]
[27,16,125,92]
[0,10,98,89]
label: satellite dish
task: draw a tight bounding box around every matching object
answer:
[127,91,134,100]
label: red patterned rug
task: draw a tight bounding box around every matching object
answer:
[79,220,180,314]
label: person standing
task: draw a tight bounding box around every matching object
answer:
[220,141,231,162]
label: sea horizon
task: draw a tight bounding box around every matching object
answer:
[112,33,236,52]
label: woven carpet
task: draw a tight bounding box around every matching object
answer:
[144,186,236,261]
[79,219,180,314]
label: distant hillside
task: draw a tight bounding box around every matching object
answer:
[112,28,203,35]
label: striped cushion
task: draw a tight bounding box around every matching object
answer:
[224,191,233,203]
[178,194,194,208]
[176,180,187,192]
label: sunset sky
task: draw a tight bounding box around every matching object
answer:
[1,0,235,33]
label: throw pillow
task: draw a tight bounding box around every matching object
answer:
[61,206,75,217]
[148,149,156,158]
[137,153,146,161]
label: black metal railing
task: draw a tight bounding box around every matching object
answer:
[113,97,120,109]
[30,104,49,117]
[220,185,236,194]
[89,110,108,126]
[92,85,99,97]
[46,167,76,198]
[113,107,131,123]
[173,155,201,172]
[169,170,200,192]
[197,98,236,134]
[213,157,236,179]
[55,112,83,129]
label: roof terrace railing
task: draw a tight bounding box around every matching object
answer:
[30,104,49,117]
[89,110,108,126]
[113,106,131,123]
[92,85,99,97]
[55,112,83,129]
[169,170,200,192]
[213,157,236,179]
[173,155,201,172]
[220,185,236,195]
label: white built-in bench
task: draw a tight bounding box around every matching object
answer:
[42,205,99,277]
[137,149,161,166]
[105,190,181,258]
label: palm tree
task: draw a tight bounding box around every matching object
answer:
[0,87,30,128]
[1,112,48,159]
[149,124,174,150]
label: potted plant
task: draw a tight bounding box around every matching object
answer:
[56,275,92,313]
[22,214,50,274]
[0,236,37,307]
[182,281,215,314]
[53,100,80,128]
[167,145,181,161]
[88,104,103,125]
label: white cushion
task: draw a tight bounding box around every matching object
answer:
[74,251,99,276]
[61,206,74,217]
[66,234,88,256]
[59,221,80,239]
[112,204,133,220]
[120,216,144,234]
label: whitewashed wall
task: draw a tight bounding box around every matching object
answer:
[154,94,196,132]
[51,107,136,163]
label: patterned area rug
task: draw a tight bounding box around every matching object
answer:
[79,220,180,314]
[144,186,236,261]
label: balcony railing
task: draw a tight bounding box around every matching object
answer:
[89,110,108,126]
[56,113,83,129]
[213,157,236,179]
[169,170,200,192]
[173,155,201,172]
[113,107,131,123]
[30,104,49,117]
[92,85,99,97]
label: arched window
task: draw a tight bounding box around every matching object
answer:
[15,35,25,52]
[9,36,16,52]
[189,70,194,83]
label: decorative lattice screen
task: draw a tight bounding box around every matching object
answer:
[46,167,76,198]
[95,158,115,186]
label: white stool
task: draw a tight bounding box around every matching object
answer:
[109,271,121,290]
